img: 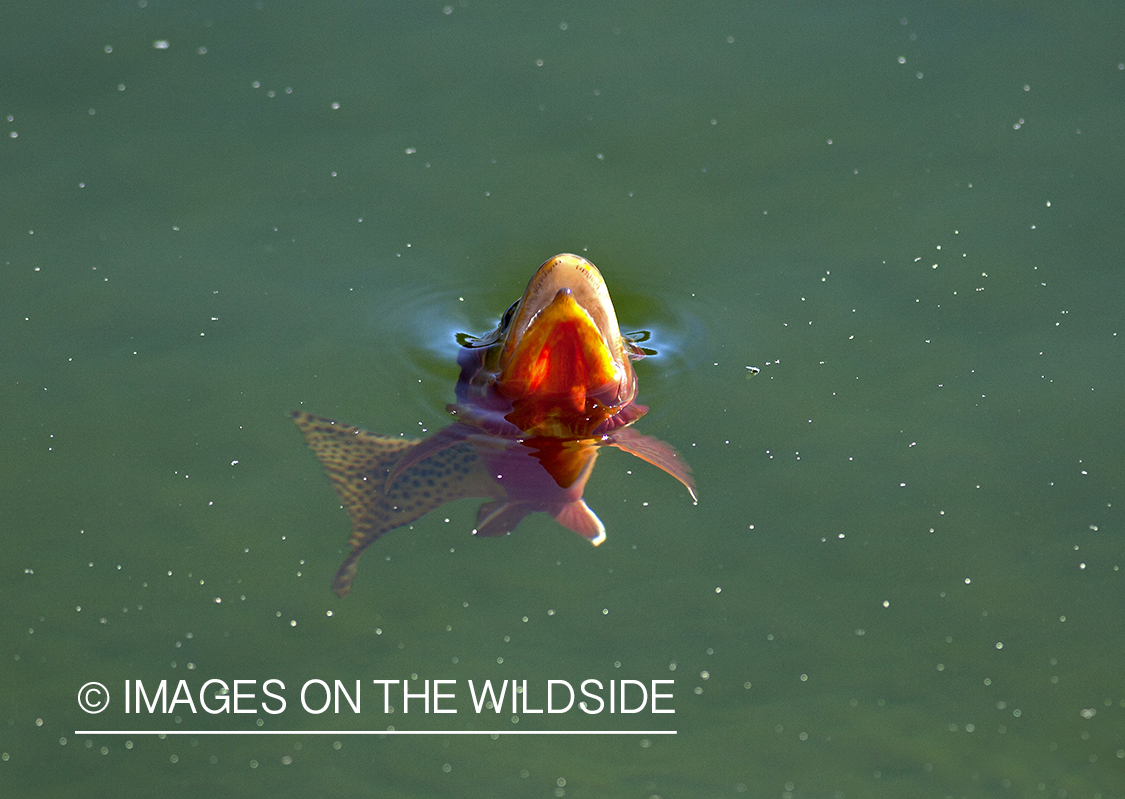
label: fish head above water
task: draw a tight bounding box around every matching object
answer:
[457,253,644,438]
[292,253,696,598]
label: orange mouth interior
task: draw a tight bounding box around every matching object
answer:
[496,288,621,436]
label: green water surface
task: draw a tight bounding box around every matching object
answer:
[2,2,1123,797]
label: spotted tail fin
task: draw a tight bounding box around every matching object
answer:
[292,412,499,596]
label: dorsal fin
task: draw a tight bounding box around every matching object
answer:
[383,422,475,492]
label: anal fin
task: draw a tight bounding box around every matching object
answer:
[553,499,606,546]
[474,498,605,546]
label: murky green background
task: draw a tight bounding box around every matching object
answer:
[3,2,1123,797]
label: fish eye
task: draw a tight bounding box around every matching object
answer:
[500,300,520,331]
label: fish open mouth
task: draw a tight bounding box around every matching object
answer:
[496,254,629,414]
[500,254,621,368]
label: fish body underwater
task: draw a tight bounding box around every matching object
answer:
[293,253,695,596]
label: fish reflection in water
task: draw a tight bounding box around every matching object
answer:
[293,254,696,597]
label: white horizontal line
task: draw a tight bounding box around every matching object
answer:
[75,729,676,736]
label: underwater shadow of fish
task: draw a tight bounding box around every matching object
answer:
[293,253,695,597]
[292,411,693,597]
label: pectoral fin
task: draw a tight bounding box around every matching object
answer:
[292,412,500,596]
[606,427,697,503]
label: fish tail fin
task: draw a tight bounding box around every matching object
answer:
[553,499,606,546]
[292,411,498,596]
[332,548,365,598]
